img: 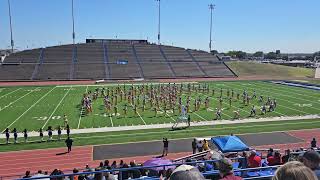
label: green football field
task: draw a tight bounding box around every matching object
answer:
[0,81,319,133]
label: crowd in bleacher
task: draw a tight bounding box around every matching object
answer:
[19,137,320,180]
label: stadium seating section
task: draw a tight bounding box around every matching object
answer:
[0,41,236,80]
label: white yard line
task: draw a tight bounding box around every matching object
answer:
[77,86,89,129]
[158,107,176,123]
[42,87,72,129]
[225,83,310,115]
[130,103,147,125]
[4,87,56,131]
[262,81,320,96]
[0,88,37,112]
[251,83,320,107]
[109,115,114,127]
[0,88,21,99]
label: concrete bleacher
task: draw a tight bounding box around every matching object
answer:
[0,41,236,80]
[3,49,41,63]
[160,45,205,77]
[0,64,35,80]
[135,44,175,78]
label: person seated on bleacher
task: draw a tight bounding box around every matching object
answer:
[300,150,320,179]
[218,158,243,180]
[311,138,317,148]
[169,164,206,180]
[248,150,261,168]
[281,149,291,164]
[267,148,274,158]
[267,151,282,166]
[272,161,317,180]
[129,161,141,179]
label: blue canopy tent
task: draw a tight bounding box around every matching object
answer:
[211,136,249,153]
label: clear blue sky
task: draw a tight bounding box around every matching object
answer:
[0,0,319,53]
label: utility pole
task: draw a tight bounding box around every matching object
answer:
[209,4,215,53]
[71,0,75,45]
[7,0,14,53]
[156,0,161,45]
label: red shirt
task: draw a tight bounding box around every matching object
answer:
[267,156,281,166]
[220,174,243,180]
[248,155,261,168]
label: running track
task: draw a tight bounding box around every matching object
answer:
[1,129,320,179]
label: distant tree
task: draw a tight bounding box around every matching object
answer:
[226,51,247,59]
[211,50,219,55]
[253,51,264,57]
[276,50,281,55]
[265,52,277,59]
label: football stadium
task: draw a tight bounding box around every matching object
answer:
[0,0,320,180]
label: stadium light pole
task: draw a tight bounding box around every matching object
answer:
[71,0,75,45]
[209,4,215,53]
[156,0,161,45]
[7,0,14,53]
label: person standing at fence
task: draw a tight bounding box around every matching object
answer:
[192,139,197,154]
[57,126,62,141]
[23,129,28,143]
[65,136,73,153]
[4,128,10,144]
[311,138,317,148]
[39,128,44,141]
[13,128,18,144]
[66,124,70,137]
[162,138,169,156]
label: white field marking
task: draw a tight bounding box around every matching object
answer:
[56,82,199,88]
[226,83,310,115]
[42,87,72,129]
[260,81,320,98]
[130,103,147,125]
[4,87,57,131]
[77,85,89,129]
[262,81,320,96]
[251,82,320,106]
[0,88,5,93]
[0,88,21,99]
[208,107,233,119]
[238,83,320,112]
[220,84,286,117]
[0,88,38,112]
[109,115,114,127]
[159,107,176,123]
[71,118,320,141]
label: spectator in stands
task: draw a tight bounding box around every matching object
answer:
[23,171,31,178]
[192,139,197,154]
[97,162,104,170]
[272,161,317,180]
[32,170,48,179]
[23,129,28,143]
[218,158,243,180]
[4,128,10,144]
[111,161,117,169]
[202,139,210,151]
[169,164,206,180]
[120,163,130,180]
[267,151,281,166]
[129,161,141,179]
[162,138,169,156]
[50,169,64,180]
[197,140,203,152]
[248,150,261,168]
[118,160,124,168]
[165,168,173,179]
[300,150,320,179]
[281,149,291,164]
[311,138,317,148]
[13,128,18,143]
[239,152,248,168]
[267,148,274,158]
[104,160,111,169]
[39,128,44,141]
[72,168,79,180]
[65,136,73,153]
